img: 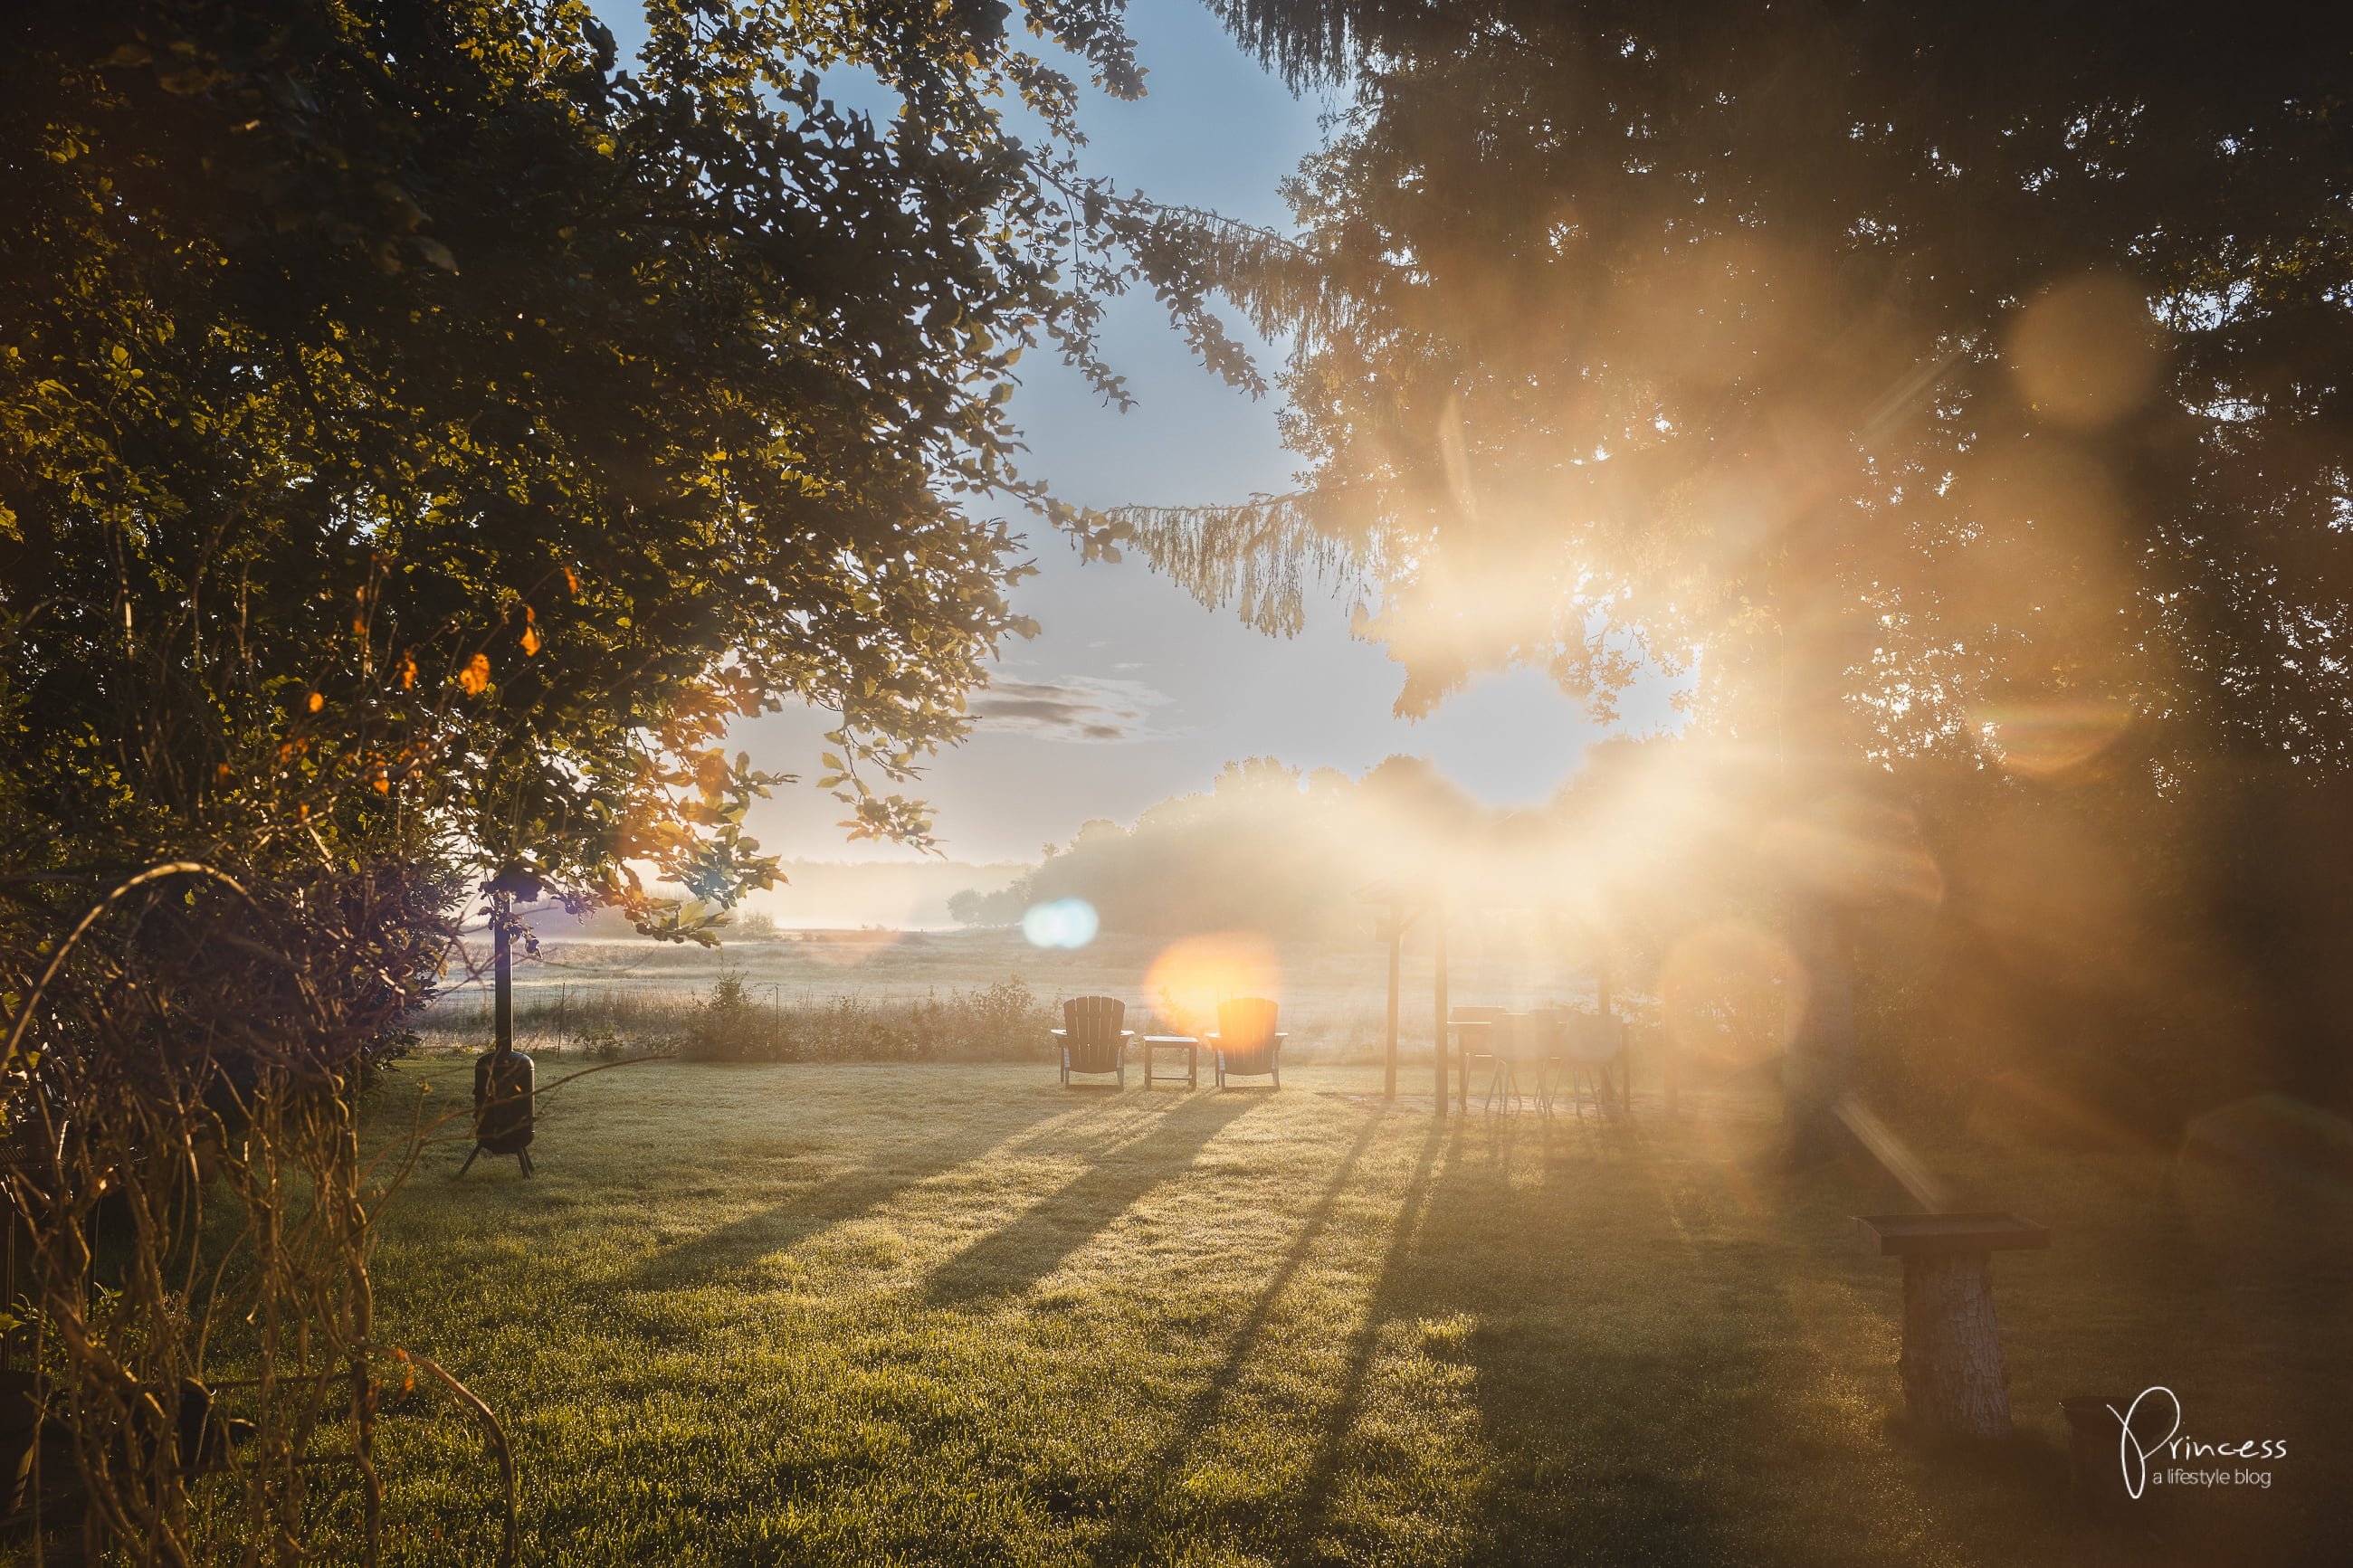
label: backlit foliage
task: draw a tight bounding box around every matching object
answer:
[1147,2,2353,773]
[0,0,1246,1554]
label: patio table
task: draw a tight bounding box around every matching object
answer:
[1139,1034,1200,1089]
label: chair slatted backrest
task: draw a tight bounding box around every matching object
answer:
[1559,1012,1627,1064]
[1451,1004,1508,1056]
[1499,1011,1555,1063]
[1062,995,1127,1074]
[1216,997,1281,1072]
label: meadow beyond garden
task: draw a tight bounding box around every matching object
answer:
[412,927,1592,1066]
[357,1058,2347,1567]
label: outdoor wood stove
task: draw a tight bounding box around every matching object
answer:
[459,870,538,1178]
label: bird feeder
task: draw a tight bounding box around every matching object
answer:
[1855,1212,2049,1439]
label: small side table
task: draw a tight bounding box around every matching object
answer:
[1856,1212,2050,1439]
[1140,1035,1199,1088]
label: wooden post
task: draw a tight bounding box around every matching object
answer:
[1433,908,1449,1117]
[1384,908,1401,1101]
[1598,943,1627,1111]
[1662,977,1681,1118]
[1784,897,1858,1164]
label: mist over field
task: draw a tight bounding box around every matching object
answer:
[522,858,1034,935]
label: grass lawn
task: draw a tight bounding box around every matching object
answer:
[357,1059,2347,1565]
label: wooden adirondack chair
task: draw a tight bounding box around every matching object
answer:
[1209,998,1285,1088]
[1485,1010,1557,1117]
[1449,1004,1510,1109]
[1053,995,1132,1087]
[1556,1011,1628,1117]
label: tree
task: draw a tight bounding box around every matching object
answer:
[947,884,1025,926]
[0,0,1244,1551]
[1129,0,2353,1149]
[5,0,1256,933]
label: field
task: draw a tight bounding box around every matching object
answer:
[415,926,1610,1063]
[353,1057,2348,1565]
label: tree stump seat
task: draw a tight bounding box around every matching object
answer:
[1855,1212,2049,1440]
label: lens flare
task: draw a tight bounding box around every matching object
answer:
[1143,930,1281,1036]
[1659,920,1805,1075]
[1974,698,2134,781]
[1022,898,1100,950]
[2177,1094,2353,1252]
[1834,1096,1950,1212]
[1767,796,1945,906]
[2008,272,2163,430]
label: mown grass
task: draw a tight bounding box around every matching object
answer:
[352,1060,2348,1566]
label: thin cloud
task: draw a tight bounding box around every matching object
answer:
[969,675,1173,744]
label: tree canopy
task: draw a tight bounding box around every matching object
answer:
[1143,1,2353,781]
[1,0,1244,938]
[1095,1,2353,1152]
[0,4,1256,1547]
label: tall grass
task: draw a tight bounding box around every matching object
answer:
[410,977,1642,1069]
[415,973,1061,1063]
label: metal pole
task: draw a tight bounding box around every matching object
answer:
[492,890,513,1058]
[1433,907,1449,1117]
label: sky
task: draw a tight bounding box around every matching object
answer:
[598,2,1683,879]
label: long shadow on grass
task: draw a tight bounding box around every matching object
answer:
[1089,1114,1387,1564]
[624,1097,1069,1293]
[922,1093,1262,1307]
[1418,1105,2053,1565]
[1339,1112,1751,1565]
[1291,1117,1447,1545]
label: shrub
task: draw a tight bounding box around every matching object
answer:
[681,968,771,1061]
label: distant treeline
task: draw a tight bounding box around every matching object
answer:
[948,755,1485,939]
[952,741,2353,1138]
